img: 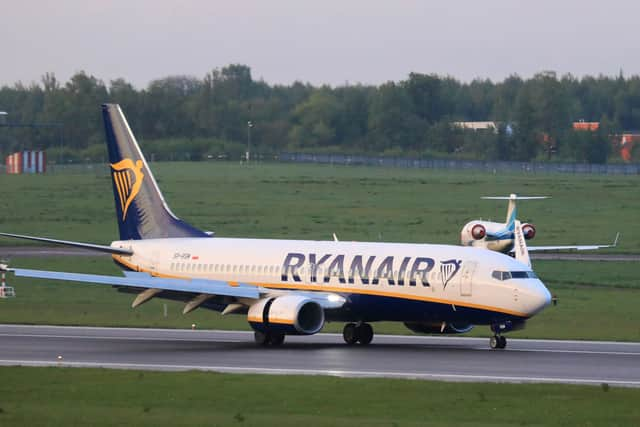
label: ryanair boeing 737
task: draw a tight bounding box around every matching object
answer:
[0,104,551,349]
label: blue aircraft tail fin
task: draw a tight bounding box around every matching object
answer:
[102,104,209,240]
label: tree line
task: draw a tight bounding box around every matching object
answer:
[1,65,639,164]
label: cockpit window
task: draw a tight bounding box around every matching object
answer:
[492,270,537,281]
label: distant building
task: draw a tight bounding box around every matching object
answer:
[573,121,599,131]
[5,151,46,174]
[451,121,497,131]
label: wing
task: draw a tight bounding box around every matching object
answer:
[8,268,259,298]
[1,266,346,310]
[527,233,620,252]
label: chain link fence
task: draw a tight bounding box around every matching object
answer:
[279,153,640,175]
[1,153,638,175]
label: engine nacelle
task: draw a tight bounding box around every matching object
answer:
[248,295,325,335]
[521,223,536,240]
[470,224,486,240]
[404,321,474,335]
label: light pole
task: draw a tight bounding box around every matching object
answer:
[246,120,253,162]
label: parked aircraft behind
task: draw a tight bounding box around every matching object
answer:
[460,194,619,254]
[0,105,552,350]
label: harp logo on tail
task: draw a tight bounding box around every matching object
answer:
[111,158,144,220]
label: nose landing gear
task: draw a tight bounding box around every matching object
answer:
[489,335,507,349]
[343,322,374,345]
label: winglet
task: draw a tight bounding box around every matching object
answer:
[513,220,531,267]
[613,232,620,247]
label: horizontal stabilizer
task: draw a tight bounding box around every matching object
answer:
[482,195,549,201]
[0,232,133,255]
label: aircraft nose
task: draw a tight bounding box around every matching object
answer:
[527,280,552,316]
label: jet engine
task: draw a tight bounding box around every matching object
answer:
[470,224,486,240]
[521,223,536,240]
[248,295,325,335]
[404,321,474,334]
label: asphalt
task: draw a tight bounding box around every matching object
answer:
[0,324,639,387]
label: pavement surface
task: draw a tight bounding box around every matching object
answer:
[0,324,639,387]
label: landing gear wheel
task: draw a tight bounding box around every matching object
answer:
[498,335,507,349]
[254,331,270,346]
[490,335,498,349]
[490,335,507,349]
[343,323,358,345]
[270,333,285,346]
[357,323,374,345]
[254,331,286,346]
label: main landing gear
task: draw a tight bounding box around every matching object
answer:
[254,331,286,346]
[489,335,507,349]
[343,322,374,345]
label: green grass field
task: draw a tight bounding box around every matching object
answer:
[0,367,638,426]
[0,162,636,250]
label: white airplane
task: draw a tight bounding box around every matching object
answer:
[0,104,551,350]
[460,194,619,254]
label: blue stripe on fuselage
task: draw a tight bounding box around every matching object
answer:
[326,293,524,325]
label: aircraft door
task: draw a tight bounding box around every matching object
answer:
[459,261,476,297]
[150,250,160,273]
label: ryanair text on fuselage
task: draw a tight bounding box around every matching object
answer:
[281,252,462,288]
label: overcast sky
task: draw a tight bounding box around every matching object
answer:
[1,1,639,88]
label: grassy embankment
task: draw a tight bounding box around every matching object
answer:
[0,367,638,426]
[0,162,638,340]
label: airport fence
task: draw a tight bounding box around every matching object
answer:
[279,153,640,175]
[0,154,638,175]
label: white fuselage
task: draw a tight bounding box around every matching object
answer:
[111,237,551,323]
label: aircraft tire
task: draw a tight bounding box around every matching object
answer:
[254,330,270,346]
[357,323,374,345]
[490,335,499,349]
[343,323,358,345]
[498,336,507,349]
[270,333,286,346]
[490,335,507,349]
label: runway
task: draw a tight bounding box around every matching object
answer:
[0,324,639,387]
